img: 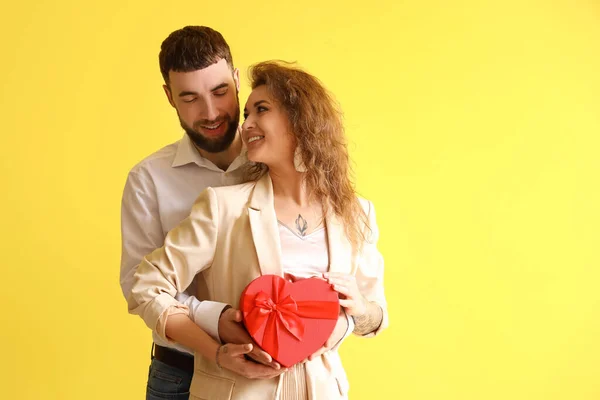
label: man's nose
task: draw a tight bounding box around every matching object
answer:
[201,99,219,121]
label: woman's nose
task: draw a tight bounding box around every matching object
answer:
[241,116,253,131]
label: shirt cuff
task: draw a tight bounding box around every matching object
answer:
[191,300,230,343]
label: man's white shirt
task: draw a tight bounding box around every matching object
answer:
[120,134,248,354]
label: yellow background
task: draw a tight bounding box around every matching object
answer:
[1,0,599,399]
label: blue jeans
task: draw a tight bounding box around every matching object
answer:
[146,358,193,400]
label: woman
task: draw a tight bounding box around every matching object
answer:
[129,61,388,400]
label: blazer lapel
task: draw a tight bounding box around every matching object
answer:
[248,174,283,276]
[325,211,353,274]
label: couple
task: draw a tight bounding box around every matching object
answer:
[121,26,388,400]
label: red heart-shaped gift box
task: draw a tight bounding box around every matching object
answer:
[240,274,340,368]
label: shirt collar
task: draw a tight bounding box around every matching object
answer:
[171,132,248,173]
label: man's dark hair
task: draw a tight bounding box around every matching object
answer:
[159,26,234,84]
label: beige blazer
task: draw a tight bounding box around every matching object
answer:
[129,173,388,400]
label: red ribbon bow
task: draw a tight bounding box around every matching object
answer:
[243,276,339,359]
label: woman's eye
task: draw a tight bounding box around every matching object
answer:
[257,106,268,112]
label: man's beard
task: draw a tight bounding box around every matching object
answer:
[179,97,240,154]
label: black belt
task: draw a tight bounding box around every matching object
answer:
[153,344,194,373]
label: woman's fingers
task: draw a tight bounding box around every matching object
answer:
[339,299,354,309]
[332,284,349,296]
[324,272,353,282]
[327,277,350,286]
[327,278,355,293]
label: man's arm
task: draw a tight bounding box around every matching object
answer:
[120,170,277,366]
[165,314,285,380]
[120,168,226,341]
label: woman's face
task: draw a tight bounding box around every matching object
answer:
[242,85,296,168]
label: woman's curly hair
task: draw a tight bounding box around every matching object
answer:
[246,60,369,250]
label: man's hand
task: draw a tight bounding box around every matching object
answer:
[217,344,287,380]
[301,306,349,363]
[218,307,280,369]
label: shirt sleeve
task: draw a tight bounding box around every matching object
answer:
[354,200,388,338]
[175,292,229,343]
[122,172,225,341]
[120,168,164,302]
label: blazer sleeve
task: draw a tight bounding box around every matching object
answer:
[127,187,219,342]
[355,200,388,337]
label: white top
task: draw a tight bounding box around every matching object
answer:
[279,222,329,280]
[278,222,354,351]
[120,133,248,354]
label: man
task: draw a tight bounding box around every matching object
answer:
[120,26,352,399]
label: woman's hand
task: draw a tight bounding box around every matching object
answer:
[323,272,368,317]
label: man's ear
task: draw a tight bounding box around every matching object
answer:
[233,68,241,92]
[163,84,176,108]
